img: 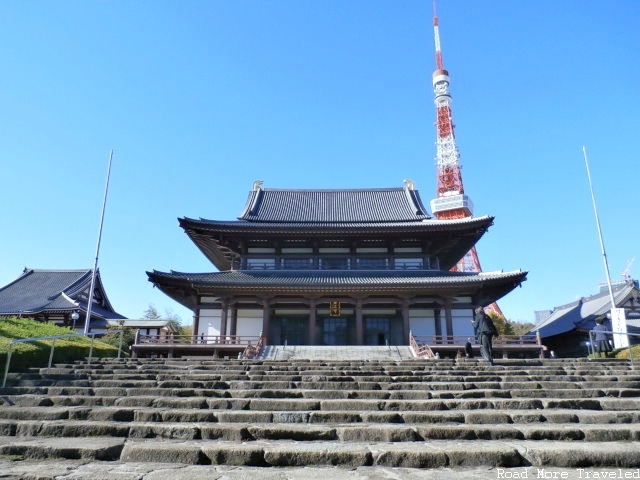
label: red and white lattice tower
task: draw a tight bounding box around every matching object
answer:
[428,5,503,317]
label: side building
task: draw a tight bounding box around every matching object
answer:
[0,268,126,332]
[532,279,640,357]
[147,183,527,348]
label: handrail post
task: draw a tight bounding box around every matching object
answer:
[2,344,14,388]
[88,335,95,365]
[48,338,56,369]
[118,329,124,359]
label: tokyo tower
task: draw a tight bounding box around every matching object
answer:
[428,5,504,317]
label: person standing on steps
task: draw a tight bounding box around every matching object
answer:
[592,318,612,358]
[472,306,498,365]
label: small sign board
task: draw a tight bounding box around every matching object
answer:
[611,307,629,349]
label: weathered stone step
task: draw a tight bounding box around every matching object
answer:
[1,396,631,413]
[2,406,639,425]
[2,436,638,468]
[28,362,640,375]
[3,419,640,442]
[45,360,640,374]
[3,387,637,410]
[42,361,640,372]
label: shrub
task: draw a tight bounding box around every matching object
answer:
[0,317,119,373]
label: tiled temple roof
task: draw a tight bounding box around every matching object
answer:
[147,269,527,310]
[532,281,640,338]
[0,268,125,318]
[238,187,430,223]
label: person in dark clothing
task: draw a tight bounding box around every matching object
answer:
[472,306,498,365]
[465,338,473,358]
[592,318,612,358]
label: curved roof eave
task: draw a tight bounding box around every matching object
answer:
[147,269,527,309]
[179,215,495,233]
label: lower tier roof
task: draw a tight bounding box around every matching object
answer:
[147,269,527,311]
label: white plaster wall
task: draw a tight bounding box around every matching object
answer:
[409,309,436,337]
[199,308,221,338]
[452,309,475,339]
[236,309,263,337]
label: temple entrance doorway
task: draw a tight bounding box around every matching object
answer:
[364,317,391,345]
[270,317,307,345]
[321,317,353,345]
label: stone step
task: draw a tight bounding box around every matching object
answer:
[4,357,639,471]
[1,405,639,424]
[24,362,640,375]
[8,376,640,390]
[4,396,638,413]
[1,436,639,469]
[3,387,636,408]
[3,419,640,442]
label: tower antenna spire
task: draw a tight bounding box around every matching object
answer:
[432,0,444,71]
[428,3,504,317]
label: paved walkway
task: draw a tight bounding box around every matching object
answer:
[2,461,639,480]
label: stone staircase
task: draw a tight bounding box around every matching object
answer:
[257,345,415,360]
[1,356,640,477]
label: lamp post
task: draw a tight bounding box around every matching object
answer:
[71,311,80,331]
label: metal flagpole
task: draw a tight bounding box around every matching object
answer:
[583,146,629,350]
[582,146,616,310]
[83,150,114,335]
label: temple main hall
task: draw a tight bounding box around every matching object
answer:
[147,181,526,348]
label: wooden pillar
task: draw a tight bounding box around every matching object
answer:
[230,303,238,337]
[444,299,453,343]
[262,298,271,344]
[401,298,410,344]
[309,298,317,345]
[220,299,229,343]
[355,298,364,345]
[434,308,442,339]
[192,311,200,344]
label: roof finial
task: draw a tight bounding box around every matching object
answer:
[403,179,415,191]
[252,180,263,191]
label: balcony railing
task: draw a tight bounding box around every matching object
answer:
[136,334,261,346]
[243,254,437,271]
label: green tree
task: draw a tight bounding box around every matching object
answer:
[96,325,135,356]
[488,311,507,335]
[144,304,184,335]
[488,312,536,337]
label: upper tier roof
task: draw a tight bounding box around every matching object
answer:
[238,186,430,223]
[180,185,494,271]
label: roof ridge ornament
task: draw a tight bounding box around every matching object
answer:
[252,180,264,191]
[403,179,415,191]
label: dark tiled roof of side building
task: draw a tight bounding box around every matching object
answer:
[0,268,125,318]
[238,186,431,223]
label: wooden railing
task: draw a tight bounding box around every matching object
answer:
[411,333,546,359]
[242,335,266,359]
[412,334,542,347]
[409,333,435,359]
[136,334,261,346]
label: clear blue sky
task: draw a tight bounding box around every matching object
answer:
[1,1,638,325]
